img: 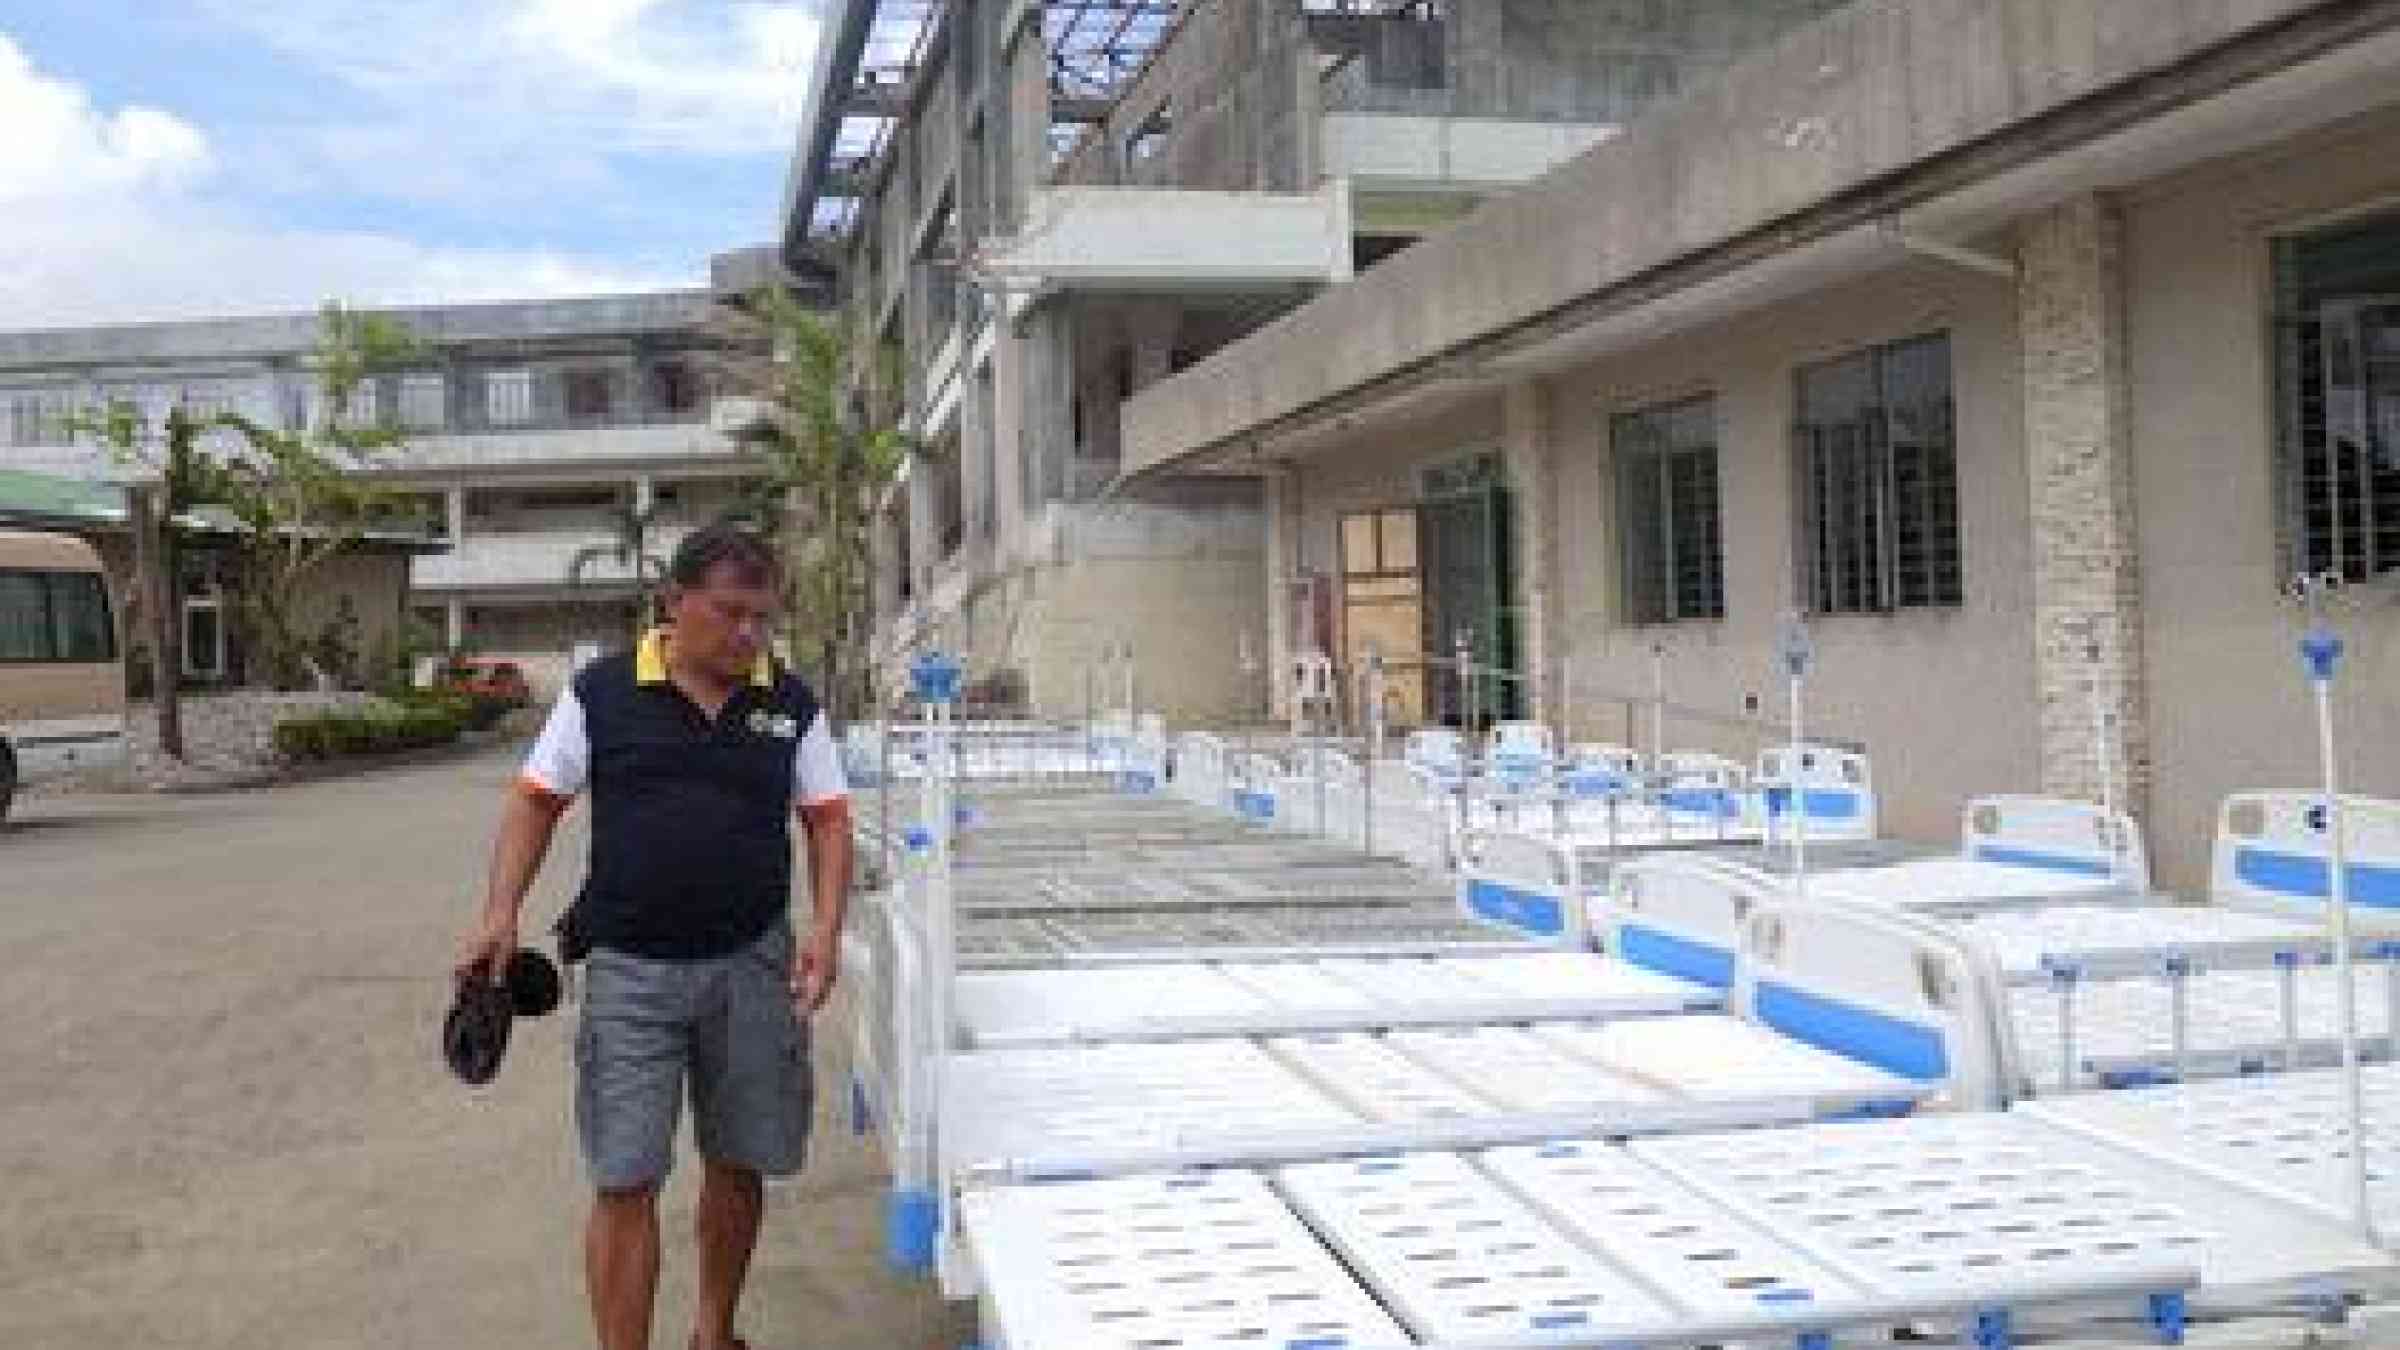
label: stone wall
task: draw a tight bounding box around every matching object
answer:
[124,692,393,790]
[2020,194,2148,817]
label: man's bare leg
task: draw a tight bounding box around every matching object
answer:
[691,1158,765,1350]
[589,1186,662,1350]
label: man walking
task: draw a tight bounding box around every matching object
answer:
[458,523,852,1350]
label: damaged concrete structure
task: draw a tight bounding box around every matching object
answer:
[1114,0,2400,884]
[792,0,2400,887]
[784,0,1851,720]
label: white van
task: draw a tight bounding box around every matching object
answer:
[0,529,127,822]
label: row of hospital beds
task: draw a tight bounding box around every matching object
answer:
[842,706,2400,1347]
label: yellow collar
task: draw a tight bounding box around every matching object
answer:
[634,627,773,688]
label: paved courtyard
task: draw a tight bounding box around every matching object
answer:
[0,749,967,1350]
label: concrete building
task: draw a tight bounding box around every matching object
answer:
[1089,0,2400,887]
[0,467,432,690]
[0,289,770,693]
[783,0,1854,721]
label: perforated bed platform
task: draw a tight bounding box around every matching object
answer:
[951,952,1715,1045]
[1533,1015,1927,1109]
[2009,963,2398,1089]
[942,1040,1359,1176]
[961,1169,1410,1350]
[1275,1151,1682,1343]
[1815,855,2142,912]
[1958,904,2327,982]
[1482,1139,1875,1327]
[1262,1031,1497,1122]
[1375,1025,1667,1114]
[2026,1066,2400,1236]
[1630,1113,2240,1298]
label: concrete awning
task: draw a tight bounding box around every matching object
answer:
[975,184,1354,293]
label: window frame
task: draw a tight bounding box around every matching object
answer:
[2273,209,2400,584]
[1791,332,1961,616]
[1610,392,1726,625]
[485,370,535,427]
[0,569,119,665]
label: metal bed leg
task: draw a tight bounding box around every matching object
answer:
[2048,962,2079,1095]
[2147,1290,2188,1345]
[2381,945,2400,1061]
[2163,955,2192,1085]
[2279,950,2304,1071]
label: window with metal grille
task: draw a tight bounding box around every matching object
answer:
[1793,333,1959,614]
[398,374,446,431]
[486,371,534,426]
[2275,212,2400,583]
[1612,394,1724,623]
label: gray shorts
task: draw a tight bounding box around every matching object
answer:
[574,923,813,1192]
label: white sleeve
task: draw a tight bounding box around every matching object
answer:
[794,710,848,806]
[518,687,590,797]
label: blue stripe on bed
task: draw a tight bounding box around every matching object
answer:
[1969,845,2116,879]
[2234,848,2400,910]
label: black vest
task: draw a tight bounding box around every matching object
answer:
[567,652,821,960]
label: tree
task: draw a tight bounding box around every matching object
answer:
[565,496,671,638]
[78,302,420,714]
[211,303,419,689]
[68,402,229,759]
[707,286,908,718]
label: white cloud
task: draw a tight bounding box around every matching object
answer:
[207,0,819,157]
[0,31,699,329]
[0,36,212,202]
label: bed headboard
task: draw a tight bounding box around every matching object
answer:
[1604,856,1780,992]
[1737,896,2004,1110]
[1756,745,1877,841]
[1459,831,1579,942]
[1405,728,1463,774]
[1959,795,2149,888]
[2212,791,2400,928]
[1488,720,1555,759]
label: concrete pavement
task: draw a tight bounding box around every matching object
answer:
[0,749,970,1349]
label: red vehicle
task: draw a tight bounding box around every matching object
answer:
[436,658,532,707]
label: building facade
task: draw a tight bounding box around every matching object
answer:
[0,289,769,695]
[783,0,1851,721]
[1102,0,2400,886]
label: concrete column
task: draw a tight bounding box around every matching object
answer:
[1262,464,1299,721]
[1502,381,1558,724]
[991,323,1026,563]
[633,475,656,516]
[905,457,938,597]
[2020,194,2148,816]
[445,487,465,542]
[445,598,465,653]
[961,357,993,542]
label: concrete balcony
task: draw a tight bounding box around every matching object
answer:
[975,184,1354,292]
[370,422,750,475]
[1324,113,1617,192]
[411,526,696,593]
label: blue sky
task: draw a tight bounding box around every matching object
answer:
[0,0,821,328]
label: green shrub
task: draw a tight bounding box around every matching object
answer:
[273,700,468,762]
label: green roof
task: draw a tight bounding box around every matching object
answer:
[0,468,440,553]
[0,468,128,528]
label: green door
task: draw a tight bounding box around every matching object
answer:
[1420,455,1522,729]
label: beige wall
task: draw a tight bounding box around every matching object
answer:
[1285,257,2038,848]
[2125,108,2400,891]
[285,551,411,671]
